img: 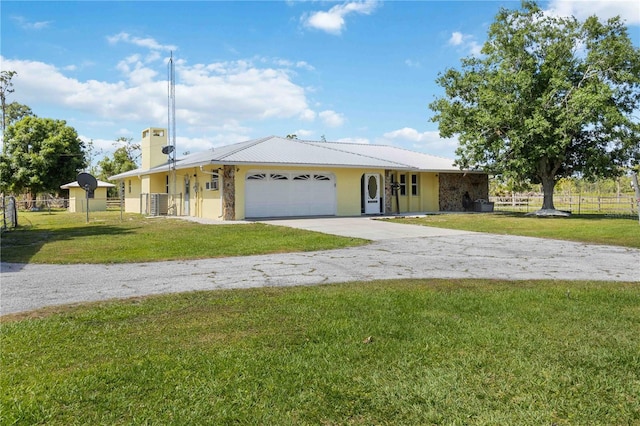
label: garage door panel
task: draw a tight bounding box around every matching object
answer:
[245,171,335,218]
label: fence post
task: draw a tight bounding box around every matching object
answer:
[632,173,640,225]
[578,194,581,215]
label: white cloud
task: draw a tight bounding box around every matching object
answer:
[293,129,315,139]
[107,32,177,52]
[79,135,117,157]
[11,16,52,30]
[2,55,315,144]
[380,128,459,158]
[449,31,465,46]
[272,58,316,71]
[468,41,483,56]
[303,0,380,35]
[546,0,640,25]
[337,137,370,144]
[405,59,421,68]
[299,109,317,121]
[319,110,345,127]
[448,31,483,56]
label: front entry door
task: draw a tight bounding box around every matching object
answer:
[364,173,381,214]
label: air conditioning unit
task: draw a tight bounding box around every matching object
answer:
[150,193,169,215]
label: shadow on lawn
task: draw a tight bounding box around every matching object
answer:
[0,222,136,269]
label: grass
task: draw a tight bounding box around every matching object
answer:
[387,212,640,248]
[0,211,367,264]
[3,210,639,424]
[3,211,638,265]
[2,279,639,425]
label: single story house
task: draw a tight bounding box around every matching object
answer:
[60,179,115,212]
[109,128,488,220]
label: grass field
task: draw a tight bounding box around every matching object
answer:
[2,211,638,265]
[0,211,367,264]
[2,280,638,425]
[2,211,639,424]
[388,212,640,248]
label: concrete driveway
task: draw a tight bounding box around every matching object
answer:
[257,217,472,240]
[1,217,639,315]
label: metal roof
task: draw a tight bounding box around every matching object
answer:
[303,141,459,172]
[109,136,465,180]
[60,180,116,189]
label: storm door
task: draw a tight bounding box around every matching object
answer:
[364,173,381,214]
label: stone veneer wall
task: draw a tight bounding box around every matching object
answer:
[223,165,235,220]
[384,170,393,214]
[439,173,489,211]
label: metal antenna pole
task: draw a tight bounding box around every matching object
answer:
[168,52,177,215]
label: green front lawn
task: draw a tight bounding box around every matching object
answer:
[0,211,368,264]
[2,280,639,425]
[387,213,640,248]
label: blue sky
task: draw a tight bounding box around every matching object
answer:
[2,0,639,164]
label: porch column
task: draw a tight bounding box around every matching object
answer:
[222,165,235,220]
[384,170,393,214]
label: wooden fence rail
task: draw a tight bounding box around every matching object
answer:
[490,194,638,216]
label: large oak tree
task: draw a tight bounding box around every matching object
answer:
[0,116,86,200]
[430,1,640,213]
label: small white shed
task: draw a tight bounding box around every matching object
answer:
[60,180,116,212]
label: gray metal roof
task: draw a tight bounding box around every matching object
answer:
[109,136,465,180]
[303,141,459,172]
[60,179,116,189]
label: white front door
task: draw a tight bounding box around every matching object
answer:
[364,173,380,214]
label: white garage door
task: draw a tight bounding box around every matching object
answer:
[245,171,336,218]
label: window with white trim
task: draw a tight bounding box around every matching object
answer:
[205,175,219,191]
[411,174,418,196]
[399,174,407,196]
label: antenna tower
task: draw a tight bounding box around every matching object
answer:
[167,52,177,214]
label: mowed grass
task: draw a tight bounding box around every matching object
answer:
[0,211,367,264]
[2,280,639,425]
[3,211,639,424]
[388,213,640,248]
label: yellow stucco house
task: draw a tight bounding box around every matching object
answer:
[109,128,488,220]
[60,180,116,213]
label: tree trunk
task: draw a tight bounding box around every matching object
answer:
[528,157,570,216]
[25,191,35,210]
[541,175,556,210]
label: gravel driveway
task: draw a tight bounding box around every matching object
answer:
[1,218,638,315]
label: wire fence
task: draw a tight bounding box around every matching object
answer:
[2,196,18,232]
[490,194,638,216]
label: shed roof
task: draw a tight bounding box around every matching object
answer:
[110,136,468,180]
[60,180,116,189]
